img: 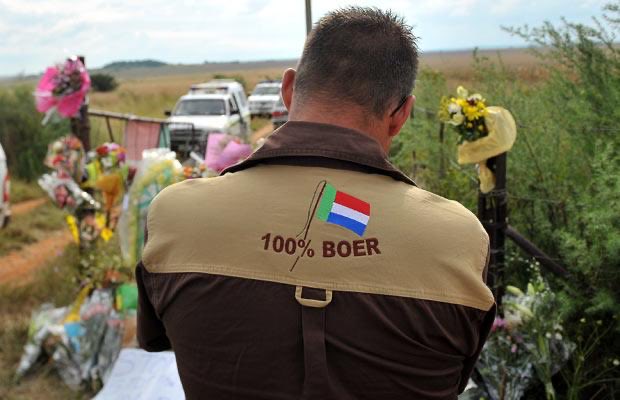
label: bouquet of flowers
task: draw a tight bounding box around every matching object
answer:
[88,144,129,233]
[439,86,489,143]
[44,134,85,183]
[438,86,517,193]
[35,57,91,118]
[473,269,574,400]
[205,133,253,173]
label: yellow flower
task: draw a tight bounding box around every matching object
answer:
[101,228,113,242]
[467,122,473,128]
[478,125,485,131]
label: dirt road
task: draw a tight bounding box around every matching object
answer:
[12,198,47,216]
[0,230,72,286]
[0,198,72,287]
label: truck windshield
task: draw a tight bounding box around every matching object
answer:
[252,86,281,95]
[173,99,226,116]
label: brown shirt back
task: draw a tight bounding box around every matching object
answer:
[137,122,496,400]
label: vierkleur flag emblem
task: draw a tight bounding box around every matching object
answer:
[316,183,370,236]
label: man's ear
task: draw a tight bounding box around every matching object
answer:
[388,95,415,137]
[281,68,296,111]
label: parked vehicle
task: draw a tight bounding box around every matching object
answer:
[271,96,289,129]
[165,80,251,157]
[0,141,11,228]
[248,80,282,117]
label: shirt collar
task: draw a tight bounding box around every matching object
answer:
[221,121,416,186]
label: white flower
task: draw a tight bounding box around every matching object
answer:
[504,311,522,329]
[448,103,461,114]
[545,332,553,339]
[613,359,620,366]
[468,93,483,102]
[457,86,468,99]
[555,333,562,340]
[450,112,465,125]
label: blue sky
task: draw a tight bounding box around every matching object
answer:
[0,0,610,76]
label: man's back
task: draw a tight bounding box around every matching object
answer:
[137,7,496,399]
[137,123,495,400]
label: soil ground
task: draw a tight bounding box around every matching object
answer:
[0,230,72,286]
[0,198,72,286]
[11,198,47,216]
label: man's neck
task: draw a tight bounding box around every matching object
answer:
[288,103,390,151]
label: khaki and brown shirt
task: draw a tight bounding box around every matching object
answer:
[137,121,496,400]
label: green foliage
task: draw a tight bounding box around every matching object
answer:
[77,237,129,284]
[9,179,44,203]
[0,86,69,181]
[557,142,620,317]
[560,317,619,400]
[391,3,620,398]
[391,69,478,209]
[90,73,119,92]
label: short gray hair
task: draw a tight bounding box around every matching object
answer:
[294,7,419,117]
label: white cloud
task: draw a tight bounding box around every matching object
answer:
[0,0,610,75]
[490,0,520,15]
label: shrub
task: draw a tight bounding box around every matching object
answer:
[0,86,69,181]
[391,2,620,398]
[90,73,119,92]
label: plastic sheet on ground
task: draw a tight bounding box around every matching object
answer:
[93,349,185,400]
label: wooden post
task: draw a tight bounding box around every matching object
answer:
[70,55,91,150]
[477,153,507,303]
[305,0,312,36]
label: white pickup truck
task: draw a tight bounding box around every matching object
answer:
[165,80,251,156]
[248,81,282,117]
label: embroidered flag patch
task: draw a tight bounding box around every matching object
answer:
[316,183,370,236]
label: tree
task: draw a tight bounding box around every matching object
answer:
[90,73,119,92]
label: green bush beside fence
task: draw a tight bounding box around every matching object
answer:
[0,86,69,181]
[392,5,619,398]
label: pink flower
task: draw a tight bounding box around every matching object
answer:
[511,344,518,353]
[491,317,507,332]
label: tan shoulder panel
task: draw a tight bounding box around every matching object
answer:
[143,165,494,311]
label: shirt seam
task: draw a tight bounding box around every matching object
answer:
[144,262,494,311]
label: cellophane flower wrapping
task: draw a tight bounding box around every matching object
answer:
[35,57,91,118]
[473,270,575,400]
